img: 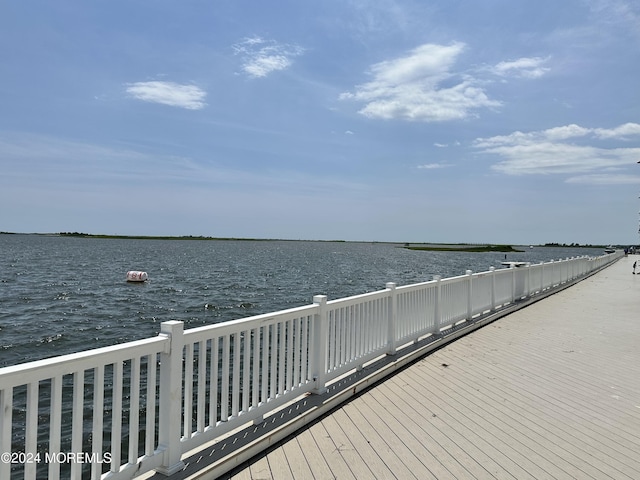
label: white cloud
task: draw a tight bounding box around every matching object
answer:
[233,36,304,78]
[542,124,591,140]
[491,57,550,78]
[126,81,207,110]
[594,122,640,139]
[473,122,640,176]
[340,43,501,122]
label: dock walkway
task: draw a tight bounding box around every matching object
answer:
[219,255,640,480]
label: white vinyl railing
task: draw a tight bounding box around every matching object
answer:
[0,251,622,479]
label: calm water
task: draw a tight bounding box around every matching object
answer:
[0,234,604,368]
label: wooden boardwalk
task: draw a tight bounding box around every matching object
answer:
[220,255,640,480]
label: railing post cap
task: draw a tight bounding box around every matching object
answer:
[466,269,473,275]
[386,282,397,289]
[432,274,441,281]
[313,294,327,304]
[160,320,184,334]
[161,320,183,326]
[489,266,495,271]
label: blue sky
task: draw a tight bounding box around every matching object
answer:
[1,0,639,245]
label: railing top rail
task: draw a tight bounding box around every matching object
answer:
[0,336,167,388]
[183,303,318,341]
[396,278,437,292]
[326,288,390,307]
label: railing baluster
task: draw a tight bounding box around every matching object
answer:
[286,321,294,392]
[209,338,219,425]
[261,327,268,404]
[110,362,123,475]
[129,356,141,464]
[269,324,277,399]
[197,340,206,432]
[293,320,301,388]
[301,317,309,382]
[25,382,38,480]
[0,387,12,480]
[278,323,285,396]
[184,343,193,438]
[242,329,250,411]
[221,335,230,421]
[48,375,62,479]
[145,355,156,457]
[386,283,397,355]
[71,370,84,480]
[311,295,328,394]
[340,307,346,366]
[252,327,260,409]
[91,365,104,480]
[232,332,240,416]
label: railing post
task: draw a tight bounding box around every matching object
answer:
[525,263,531,297]
[386,282,397,355]
[156,321,185,476]
[489,267,496,310]
[311,295,328,394]
[466,270,473,320]
[0,388,12,480]
[433,275,441,334]
[511,264,516,303]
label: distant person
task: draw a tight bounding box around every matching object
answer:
[634,261,637,275]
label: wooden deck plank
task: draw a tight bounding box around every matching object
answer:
[308,421,358,480]
[327,408,397,479]
[384,373,540,480]
[248,455,272,480]
[367,384,476,479]
[280,434,314,480]
[447,339,640,468]
[339,401,422,480]
[226,256,640,480]
[357,388,457,479]
[318,414,379,479]
[264,448,293,480]
[349,394,440,479]
[408,353,601,479]
[373,380,502,480]
[293,428,336,479]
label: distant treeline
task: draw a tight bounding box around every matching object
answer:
[56,232,346,242]
[404,244,523,253]
[543,242,606,248]
[58,232,276,241]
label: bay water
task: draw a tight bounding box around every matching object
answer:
[0,234,604,368]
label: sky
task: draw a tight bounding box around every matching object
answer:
[1,0,639,245]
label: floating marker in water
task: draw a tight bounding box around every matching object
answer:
[126,271,148,282]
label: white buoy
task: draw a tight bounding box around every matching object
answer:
[126,271,148,282]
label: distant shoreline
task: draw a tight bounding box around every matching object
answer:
[0,232,609,249]
[404,244,524,253]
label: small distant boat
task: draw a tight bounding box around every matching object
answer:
[604,246,616,254]
[501,261,529,268]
